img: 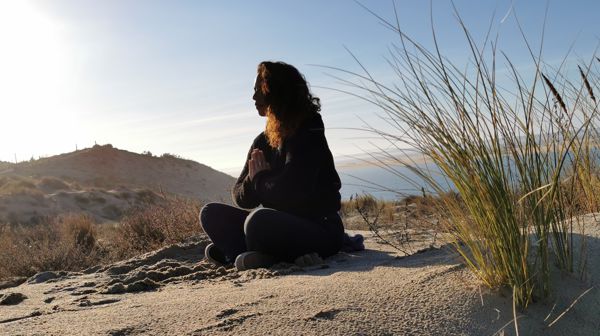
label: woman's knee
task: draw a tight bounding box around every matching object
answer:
[244,208,276,237]
[199,202,227,233]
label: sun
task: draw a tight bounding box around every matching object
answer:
[0,1,74,161]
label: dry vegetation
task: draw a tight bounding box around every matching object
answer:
[0,196,203,280]
[112,197,202,257]
[340,193,448,253]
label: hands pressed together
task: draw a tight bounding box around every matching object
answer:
[248,148,270,180]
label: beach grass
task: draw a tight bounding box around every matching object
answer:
[335,4,599,307]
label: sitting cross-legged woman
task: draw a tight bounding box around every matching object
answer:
[199,61,344,271]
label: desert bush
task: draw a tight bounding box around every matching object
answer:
[0,176,9,188]
[160,153,181,159]
[118,191,132,200]
[0,197,205,280]
[60,214,98,251]
[114,196,202,256]
[0,214,104,279]
[37,177,70,191]
[74,194,90,204]
[341,194,374,218]
[338,6,599,307]
[101,204,123,220]
[135,189,158,204]
[0,177,41,197]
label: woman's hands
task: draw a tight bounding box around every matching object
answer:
[248,149,270,181]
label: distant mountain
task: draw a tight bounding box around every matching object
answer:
[0,144,236,224]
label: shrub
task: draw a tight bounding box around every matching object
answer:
[0,198,204,280]
[114,197,202,256]
[135,189,159,204]
[0,177,39,196]
[160,153,181,159]
[60,214,98,251]
[74,194,90,204]
[0,214,103,279]
[37,177,70,191]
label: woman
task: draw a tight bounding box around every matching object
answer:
[200,61,344,271]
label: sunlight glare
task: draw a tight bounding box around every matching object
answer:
[0,1,75,161]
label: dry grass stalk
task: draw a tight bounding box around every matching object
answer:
[542,73,567,113]
[578,65,596,103]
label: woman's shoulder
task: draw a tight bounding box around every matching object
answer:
[297,113,325,136]
[288,113,327,148]
[251,132,268,148]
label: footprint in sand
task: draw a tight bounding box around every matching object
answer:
[107,326,135,336]
[0,292,27,305]
[215,308,239,319]
[192,312,261,334]
[77,298,121,307]
[307,308,342,321]
[306,307,362,321]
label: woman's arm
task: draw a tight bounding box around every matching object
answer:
[232,142,262,209]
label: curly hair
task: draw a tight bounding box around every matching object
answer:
[257,61,321,148]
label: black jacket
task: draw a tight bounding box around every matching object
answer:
[232,113,342,219]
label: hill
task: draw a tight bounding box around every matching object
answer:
[0,145,235,224]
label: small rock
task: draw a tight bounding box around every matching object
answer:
[27,271,61,284]
[0,292,27,305]
[71,289,97,296]
[126,278,160,293]
[43,296,55,304]
[82,265,102,274]
[78,299,92,307]
[0,277,27,290]
[104,282,126,294]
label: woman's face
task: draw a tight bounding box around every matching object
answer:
[253,75,268,117]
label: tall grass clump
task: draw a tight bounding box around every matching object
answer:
[334,5,599,307]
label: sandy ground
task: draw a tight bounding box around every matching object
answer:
[1,221,599,335]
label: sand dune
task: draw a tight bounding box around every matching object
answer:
[1,218,599,335]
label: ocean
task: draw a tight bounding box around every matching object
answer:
[337,163,451,201]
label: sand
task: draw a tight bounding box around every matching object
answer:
[1,219,599,335]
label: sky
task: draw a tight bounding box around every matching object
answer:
[0,0,598,176]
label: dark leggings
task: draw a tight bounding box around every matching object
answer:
[199,202,344,263]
